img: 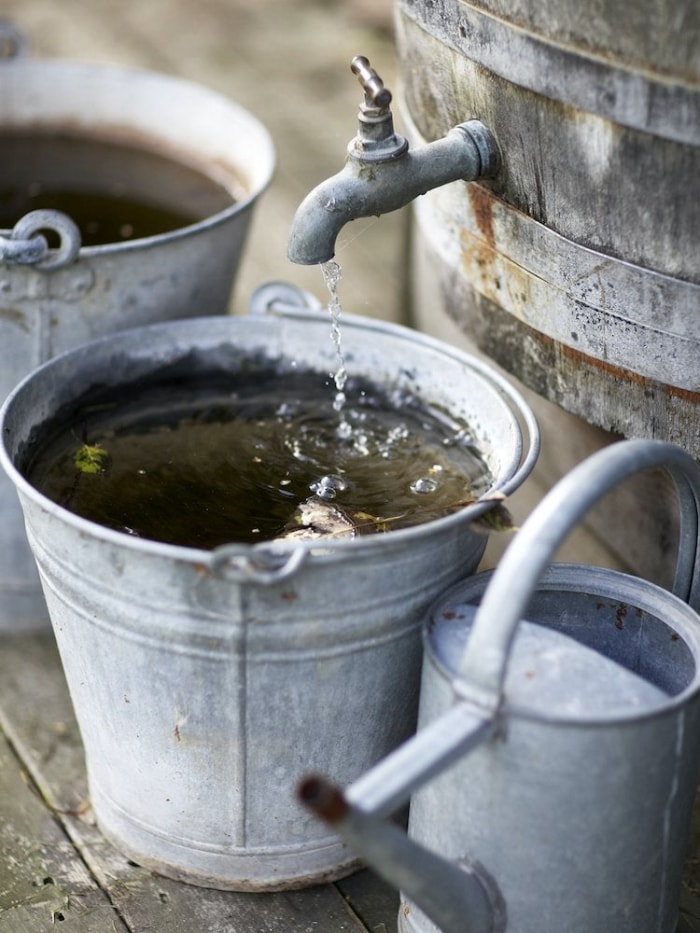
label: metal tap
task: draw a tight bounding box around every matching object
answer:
[287,56,500,265]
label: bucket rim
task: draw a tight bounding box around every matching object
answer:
[0,57,277,256]
[424,563,700,727]
[0,309,539,570]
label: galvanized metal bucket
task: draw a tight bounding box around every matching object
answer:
[299,439,700,931]
[0,25,275,631]
[0,282,539,891]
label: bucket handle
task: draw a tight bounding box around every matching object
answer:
[206,542,309,584]
[0,210,82,270]
[458,438,700,707]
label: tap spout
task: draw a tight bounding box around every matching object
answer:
[287,57,500,265]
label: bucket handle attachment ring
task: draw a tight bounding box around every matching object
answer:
[248,280,324,317]
[0,210,82,271]
[207,543,308,584]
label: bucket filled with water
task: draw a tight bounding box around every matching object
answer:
[0,281,539,890]
[0,24,275,630]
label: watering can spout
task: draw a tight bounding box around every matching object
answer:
[298,775,506,933]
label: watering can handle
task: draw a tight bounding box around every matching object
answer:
[458,439,700,705]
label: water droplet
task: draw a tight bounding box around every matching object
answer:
[336,420,354,441]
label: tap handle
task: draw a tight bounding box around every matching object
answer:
[351,55,392,109]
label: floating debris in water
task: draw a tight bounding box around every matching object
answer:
[73,443,109,474]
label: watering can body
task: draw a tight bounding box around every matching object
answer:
[404,565,700,933]
[301,439,700,932]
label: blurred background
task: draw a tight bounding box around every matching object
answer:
[0,0,404,321]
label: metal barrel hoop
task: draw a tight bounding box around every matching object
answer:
[457,439,700,701]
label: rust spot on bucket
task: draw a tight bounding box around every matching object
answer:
[615,604,627,630]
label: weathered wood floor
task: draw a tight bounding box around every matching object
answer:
[0,632,401,932]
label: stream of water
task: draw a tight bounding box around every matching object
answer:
[321,259,352,438]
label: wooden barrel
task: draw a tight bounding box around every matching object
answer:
[396,0,700,455]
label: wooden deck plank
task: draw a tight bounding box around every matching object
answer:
[0,725,128,931]
[0,634,389,932]
[336,871,400,933]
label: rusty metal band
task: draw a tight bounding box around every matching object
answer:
[397,0,700,145]
[414,184,700,390]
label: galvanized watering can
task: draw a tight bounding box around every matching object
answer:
[0,23,275,631]
[300,439,700,932]
[0,282,539,890]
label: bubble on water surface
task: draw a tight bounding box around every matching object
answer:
[310,474,348,500]
[410,476,439,495]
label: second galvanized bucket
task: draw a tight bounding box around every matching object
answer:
[0,282,538,891]
[0,27,275,631]
[300,439,700,931]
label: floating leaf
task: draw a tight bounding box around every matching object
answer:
[74,443,109,474]
[281,498,357,540]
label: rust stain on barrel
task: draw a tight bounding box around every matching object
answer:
[559,342,700,402]
[462,184,511,305]
[467,184,495,247]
